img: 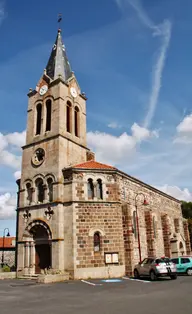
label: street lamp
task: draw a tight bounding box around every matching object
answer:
[134,193,149,263]
[1,228,10,268]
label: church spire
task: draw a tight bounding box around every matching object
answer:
[45,28,73,82]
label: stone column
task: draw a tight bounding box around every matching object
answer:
[161,214,171,257]
[43,185,48,203]
[122,204,134,276]
[183,220,191,255]
[51,241,64,271]
[24,242,30,270]
[29,242,35,274]
[145,211,156,257]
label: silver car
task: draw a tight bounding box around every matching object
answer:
[134,257,177,281]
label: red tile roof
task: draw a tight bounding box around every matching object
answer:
[0,237,16,248]
[73,160,116,170]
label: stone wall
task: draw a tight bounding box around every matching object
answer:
[71,168,190,277]
[74,202,125,279]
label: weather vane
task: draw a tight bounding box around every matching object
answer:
[58,13,62,26]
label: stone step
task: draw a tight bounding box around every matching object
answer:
[17,275,38,280]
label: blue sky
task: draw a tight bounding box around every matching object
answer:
[1,0,192,236]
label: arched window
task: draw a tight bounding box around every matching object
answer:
[35,178,44,203]
[74,106,80,137]
[94,232,101,252]
[87,178,94,199]
[26,183,32,205]
[46,99,52,132]
[153,216,157,239]
[133,210,137,238]
[66,101,72,133]
[47,178,53,202]
[96,179,103,199]
[36,103,42,135]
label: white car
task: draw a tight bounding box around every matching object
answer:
[134,257,177,281]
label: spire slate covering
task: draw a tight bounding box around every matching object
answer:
[45,29,72,81]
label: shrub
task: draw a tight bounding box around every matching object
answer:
[3,265,11,272]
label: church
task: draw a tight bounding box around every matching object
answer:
[15,27,191,281]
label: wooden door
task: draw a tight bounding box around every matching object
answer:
[35,247,41,274]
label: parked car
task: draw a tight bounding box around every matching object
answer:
[134,257,177,281]
[171,256,192,276]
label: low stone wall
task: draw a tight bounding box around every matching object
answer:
[74,265,125,280]
[0,272,16,280]
[37,273,69,284]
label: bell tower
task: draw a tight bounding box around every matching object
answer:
[19,27,93,204]
[16,27,94,276]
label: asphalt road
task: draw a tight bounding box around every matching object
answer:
[0,276,192,314]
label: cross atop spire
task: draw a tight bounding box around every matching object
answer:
[45,26,73,82]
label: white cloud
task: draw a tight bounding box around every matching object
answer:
[14,171,21,180]
[157,185,192,202]
[0,193,16,220]
[108,122,121,129]
[174,114,192,143]
[0,132,7,151]
[5,131,26,148]
[0,148,21,169]
[0,130,25,169]
[87,123,157,165]
[131,123,158,141]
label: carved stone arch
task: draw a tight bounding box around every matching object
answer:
[33,173,45,184]
[89,227,105,237]
[74,102,82,112]
[95,175,105,182]
[65,95,74,106]
[34,175,46,203]
[22,178,33,190]
[24,219,52,240]
[34,99,43,105]
[43,95,54,103]
[85,174,95,181]
[45,173,57,182]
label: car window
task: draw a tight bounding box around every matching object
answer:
[156,258,171,264]
[141,258,148,265]
[181,258,190,264]
[171,258,179,265]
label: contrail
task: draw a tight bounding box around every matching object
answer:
[0,3,5,25]
[115,0,172,128]
[143,20,172,128]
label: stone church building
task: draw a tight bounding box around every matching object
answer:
[16,28,191,280]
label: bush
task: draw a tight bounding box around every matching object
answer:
[3,265,11,272]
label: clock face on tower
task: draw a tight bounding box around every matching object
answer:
[39,85,48,96]
[70,87,77,98]
[31,148,45,167]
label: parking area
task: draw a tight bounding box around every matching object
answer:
[0,276,192,314]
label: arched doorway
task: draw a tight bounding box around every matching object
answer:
[25,220,52,274]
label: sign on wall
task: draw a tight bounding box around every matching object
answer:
[105,252,119,264]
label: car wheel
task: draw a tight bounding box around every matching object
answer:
[150,271,157,281]
[186,268,192,276]
[170,274,177,280]
[134,269,140,279]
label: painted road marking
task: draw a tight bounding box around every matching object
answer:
[102,279,122,283]
[122,277,151,283]
[81,280,103,286]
